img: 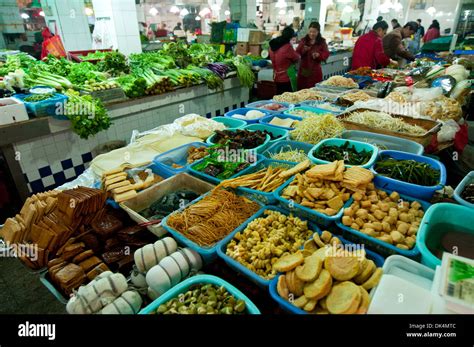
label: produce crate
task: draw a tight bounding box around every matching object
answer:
[68,49,111,63]
[246,100,291,114]
[417,203,474,269]
[269,238,385,314]
[335,187,431,259]
[162,192,264,263]
[139,274,260,314]
[341,130,424,155]
[283,106,332,118]
[211,116,246,129]
[120,173,215,237]
[259,114,302,130]
[0,97,29,125]
[206,129,270,154]
[153,142,209,177]
[454,171,474,208]
[243,123,289,150]
[217,205,320,288]
[224,107,270,124]
[227,159,295,205]
[337,108,442,147]
[12,93,67,118]
[372,150,446,201]
[262,140,314,161]
[343,73,374,89]
[274,177,345,227]
[308,138,379,169]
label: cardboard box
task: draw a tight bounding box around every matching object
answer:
[0,97,29,125]
[236,42,249,56]
[249,30,266,44]
[249,44,262,57]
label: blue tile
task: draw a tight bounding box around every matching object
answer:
[224,106,229,113]
[81,152,93,163]
[215,110,221,117]
[38,166,52,178]
[74,164,85,177]
[53,172,66,186]
[30,179,44,193]
[205,112,212,119]
[61,159,73,170]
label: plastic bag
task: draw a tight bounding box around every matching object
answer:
[437,119,460,143]
[56,168,99,190]
[173,114,225,139]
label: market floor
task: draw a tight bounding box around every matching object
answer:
[0,258,65,314]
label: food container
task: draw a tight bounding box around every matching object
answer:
[162,192,264,263]
[337,108,442,147]
[243,123,289,150]
[139,274,260,314]
[228,159,295,205]
[0,97,29,125]
[299,101,346,115]
[188,154,263,185]
[13,93,68,118]
[246,100,291,114]
[274,176,346,227]
[341,130,424,155]
[336,187,431,259]
[453,171,474,208]
[308,138,378,169]
[206,128,270,154]
[283,106,332,118]
[380,255,435,290]
[39,271,68,305]
[372,150,446,201]
[224,107,270,124]
[217,205,319,288]
[211,116,246,129]
[269,238,385,314]
[262,140,314,161]
[152,142,209,177]
[343,74,374,89]
[416,203,474,269]
[258,114,302,130]
[120,173,215,237]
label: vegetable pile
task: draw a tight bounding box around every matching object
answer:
[23,93,54,102]
[192,148,250,179]
[211,129,268,149]
[461,183,474,204]
[140,190,200,221]
[314,141,373,166]
[290,114,344,144]
[344,111,426,136]
[374,156,441,186]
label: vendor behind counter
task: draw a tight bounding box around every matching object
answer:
[383,22,419,65]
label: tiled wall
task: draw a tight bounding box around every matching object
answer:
[14,82,250,194]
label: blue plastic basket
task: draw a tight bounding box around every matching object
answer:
[343,74,374,89]
[217,206,320,288]
[262,140,314,161]
[212,116,246,129]
[336,187,431,259]
[274,176,345,227]
[454,171,474,209]
[372,150,446,201]
[308,138,378,169]
[224,108,270,124]
[139,274,260,314]
[341,130,424,155]
[13,93,68,118]
[206,128,271,154]
[153,142,209,177]
[228,159,295,205]
[299,101,346,115]
[269,237,385,314]
[283,106,333,118]
[258,114,302,130]
[162,192,264,263]
[246,100,292,114]
[243,123,289,150]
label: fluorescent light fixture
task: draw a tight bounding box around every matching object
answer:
[180,8,189,16]
[84,7,93,16]
[20,13,29,19]
[39,10,45,17]
[149,7,158,16]
[170,5,180,13]
[426,6,436,16]
[224,10,230,16]
[195,15,201,20]
[436,11,444,17]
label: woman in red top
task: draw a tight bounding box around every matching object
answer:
[352,21,392,70]
[296,22,330,90]
[269,26,300,94]
[423,20,440,43]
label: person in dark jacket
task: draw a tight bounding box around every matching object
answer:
[383,21,418,63]
[269,26,300,94]
[391,19,401,30]
[352,21,393,69]
[295,21,330,90]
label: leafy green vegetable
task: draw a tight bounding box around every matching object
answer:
[116,75,147,98]
[97,51,130,76]
[314,141,373,165]
[24,93,54,102]
[226,56,255,88]
[374,156,441,186]
[67,62,107,86]
[81,51,107,61]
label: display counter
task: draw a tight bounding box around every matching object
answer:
[1,77,249,200]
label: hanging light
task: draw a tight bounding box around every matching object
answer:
[195,15,201,20]
[149,7,159,16]
[39,10,45,17]
[224,10,230,16]
[84,7,94,16]
[180,8,189,16]
[20,13,30,19]
[170,5,180,13]
[275,0,287,9]
[278,9,286,15]
[426,6,436,16]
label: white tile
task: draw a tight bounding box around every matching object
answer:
[64,167,76,180]
[42,175,55,188]
[26,170,41,182]
[71,156,83,167]
[31,146,46,160]
[44,144,58,156]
